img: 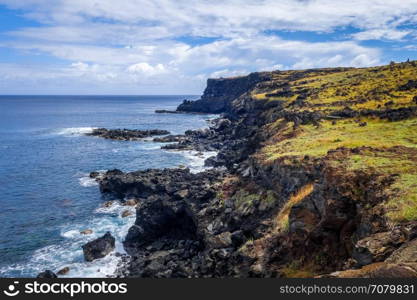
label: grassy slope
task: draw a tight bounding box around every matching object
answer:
[251,61,417,223]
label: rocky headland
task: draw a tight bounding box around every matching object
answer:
[78,61,417,278]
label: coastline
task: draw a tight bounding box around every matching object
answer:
[36,62,417,278]
[0,95,218,278]
[112,63,417,278]
[52,118,219,278]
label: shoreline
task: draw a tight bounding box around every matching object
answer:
[35,116,219,278]
[98,63,417,278]
[77,97,257,277]
[27,62,417,278]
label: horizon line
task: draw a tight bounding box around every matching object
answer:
[0,94,200,96]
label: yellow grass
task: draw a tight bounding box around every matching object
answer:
[275,183,314,232]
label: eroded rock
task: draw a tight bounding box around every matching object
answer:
[57,267,70,276]
[121,210,133,218]
[353,229,407,266]
[82,232,115,262]
[36,270,57,278]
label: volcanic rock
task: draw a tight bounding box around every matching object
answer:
[82,232,115,262]
[36,270,57,278]
[86,128,170,141]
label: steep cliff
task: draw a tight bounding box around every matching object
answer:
[177,72,271,113]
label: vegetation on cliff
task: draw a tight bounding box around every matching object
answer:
[219,61,417,277]
[253,61,417,224]
[173,61,417,277]
[252,62,417,113]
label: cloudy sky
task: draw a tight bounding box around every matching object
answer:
[1,0,417,94]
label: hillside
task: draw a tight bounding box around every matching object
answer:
[252,62,417,223]
[176,61,417,277]
[99,61,417,278]
[231,62,417,277]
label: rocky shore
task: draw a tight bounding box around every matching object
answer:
[46,61,417,278]
[86,128,170,141]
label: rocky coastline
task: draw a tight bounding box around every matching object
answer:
[86,128,170,141]
[41,62,417,278]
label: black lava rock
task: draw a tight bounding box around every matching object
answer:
[82,232,115,262]
[36,270,57,278]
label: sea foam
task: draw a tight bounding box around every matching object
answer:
[0,201,135,278]
[178,150,217,173]
[77,170,106,187]
[55,127,97,137]
[78,176,98,187]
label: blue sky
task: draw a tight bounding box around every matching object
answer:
[0,0,417,95]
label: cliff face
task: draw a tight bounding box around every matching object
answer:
[101,61,417,278]
[177,72,271,113]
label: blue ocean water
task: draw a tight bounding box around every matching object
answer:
[0,95,215,277]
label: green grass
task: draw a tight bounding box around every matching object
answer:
[260,117,417,222]
[251,62,417,223]
[252,61,417,113]
[341,149,417,222]
[262,117,417,161]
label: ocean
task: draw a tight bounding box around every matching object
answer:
[0,95,216,277]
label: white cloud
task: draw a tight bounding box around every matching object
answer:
[0,35,381,83]
[71,61,89,72]
[127,63,166,75]
[3,0,417,38]
[1,0,414,93]
[352,29,411,41]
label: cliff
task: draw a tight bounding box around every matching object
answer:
[98,61,417,278]
[177,72,271,113]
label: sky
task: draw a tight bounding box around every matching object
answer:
[0,0,417,95]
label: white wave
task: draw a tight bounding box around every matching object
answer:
[0,119,221,278]
[61,230,80,239]
[0,201,136,278]
[178,150,217,174]
[77,170,107,187]
[139,143,163,150]
[94,201,122,214]
[78,176,98,187]
[141,137,155,142]
[55,127,97,137]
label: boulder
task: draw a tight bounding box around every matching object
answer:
[57,267,70,275]
[352,230,407,266]
[102,200,116,208]
[174,189,189,199]
[123,199,138,206]
[121,210,133,218]
[386,238,417,263]
[82,232,115,262]
[89,171,100,178]
[36,270,57,278]
[124,196,198,255]
[212,118,232,131]
[231,230,245,247]
[208,232,233,249]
